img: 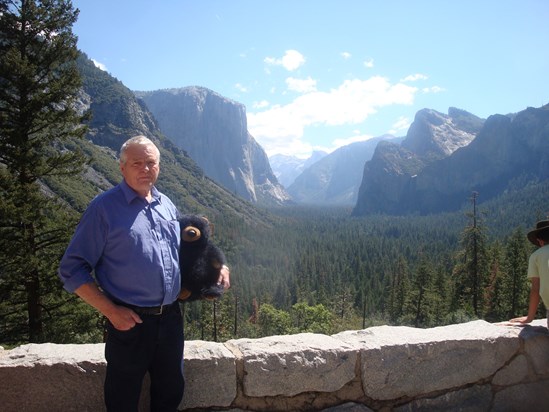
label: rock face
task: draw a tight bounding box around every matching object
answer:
[270,151,328,188]
[1,320,548,411]
[138,87,290,205]
[354,104,549,215]
[353,107,485,215]
[402,107,482,159]
[288,136,400,206]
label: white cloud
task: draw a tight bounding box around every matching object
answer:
[235,83,248,93]
[422,86,445,93]
[388,116,412,135]
[401,73,428,82]
[92,59,107,71]
[248,76,418,156]
[341,52,352,59]
[264,50,306,71]
[363,58,374,68]
[253,100,270,109]
[285,76,317,93]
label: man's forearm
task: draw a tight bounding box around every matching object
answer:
[525,288,540,322]
[74,282,118,318]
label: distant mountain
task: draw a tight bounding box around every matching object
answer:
[402,107,483,159]
[354,105,549,215]
[136,87,290,206]
[52,54,267,225]
[287,135,401,205]
[269,151,327,188]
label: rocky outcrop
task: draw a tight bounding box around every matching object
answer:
[288,136,400,206]
[1,320,548,411]
[406,105,549,213]
[355,104,549,216]
[402,107,481,159]
[353,107,486,215]
[137,87,290,205]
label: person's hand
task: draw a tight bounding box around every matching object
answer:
[107,305,143,331]
[508,315,531,325]
[218,264,231,290]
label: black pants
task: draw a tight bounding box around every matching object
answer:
[104,304,185,412]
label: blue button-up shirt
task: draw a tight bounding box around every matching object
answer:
[59,180,181,307]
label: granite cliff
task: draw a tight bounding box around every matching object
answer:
[354,104,549,215]
[137,87,290,205]
[353,107,485,215]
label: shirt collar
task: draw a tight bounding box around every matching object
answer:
[120,180,162,205]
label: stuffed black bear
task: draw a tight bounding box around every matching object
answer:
[178,214,227,301]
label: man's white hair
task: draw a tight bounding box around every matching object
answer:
[119,135,160,164]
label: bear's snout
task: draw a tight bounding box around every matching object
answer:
[182,226,201,242]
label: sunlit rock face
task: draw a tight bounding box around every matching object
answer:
[354,105,549,215]
[138,86,290,205]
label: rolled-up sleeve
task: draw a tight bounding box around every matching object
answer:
[58,199,106,293]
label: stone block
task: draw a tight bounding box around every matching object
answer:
[519,325,549,377]
[180,340,237,409]
[335,320,519,400]
[228,333,357,397]
[492,354,529,386]
[492,380,549,411]
[394,384,492,412]
[0,343,106,412]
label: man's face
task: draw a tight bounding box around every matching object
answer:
[120,143,160,197]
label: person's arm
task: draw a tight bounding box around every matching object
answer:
[75,282,142,331]
[509,277,540,324]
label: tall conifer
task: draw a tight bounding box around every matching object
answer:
[0,0,87,343]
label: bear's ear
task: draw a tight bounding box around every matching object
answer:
[200,216,214,237]
[182,226,201,242]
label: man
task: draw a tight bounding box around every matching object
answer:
[509,219,549,328]
[59,135,230,411]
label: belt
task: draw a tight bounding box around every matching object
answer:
[122,301,177,316]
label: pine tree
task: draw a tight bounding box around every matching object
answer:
[431,264,449,325]
[502,228,531,318]
[0,0,87,343]
[452,192,490,318]
[408,256,435,327]
[484,241,505,321]
[387,256,409,324]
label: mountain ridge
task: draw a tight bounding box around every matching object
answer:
[353,105,549,215]
[54,54,270,225]
[287,135,402,206]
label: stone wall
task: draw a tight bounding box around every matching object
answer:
[1,319,548,411]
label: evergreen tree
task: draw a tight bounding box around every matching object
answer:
[0,0,87,343]
[502,228,531,318]
[408,256,435,327]
[483,241,504,321]
[452,192,490,317]
[387,256,410,324]
[431,264,449,325]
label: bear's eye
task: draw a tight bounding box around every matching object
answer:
[183,226,201,242]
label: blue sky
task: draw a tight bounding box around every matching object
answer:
[72,0,548,158]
